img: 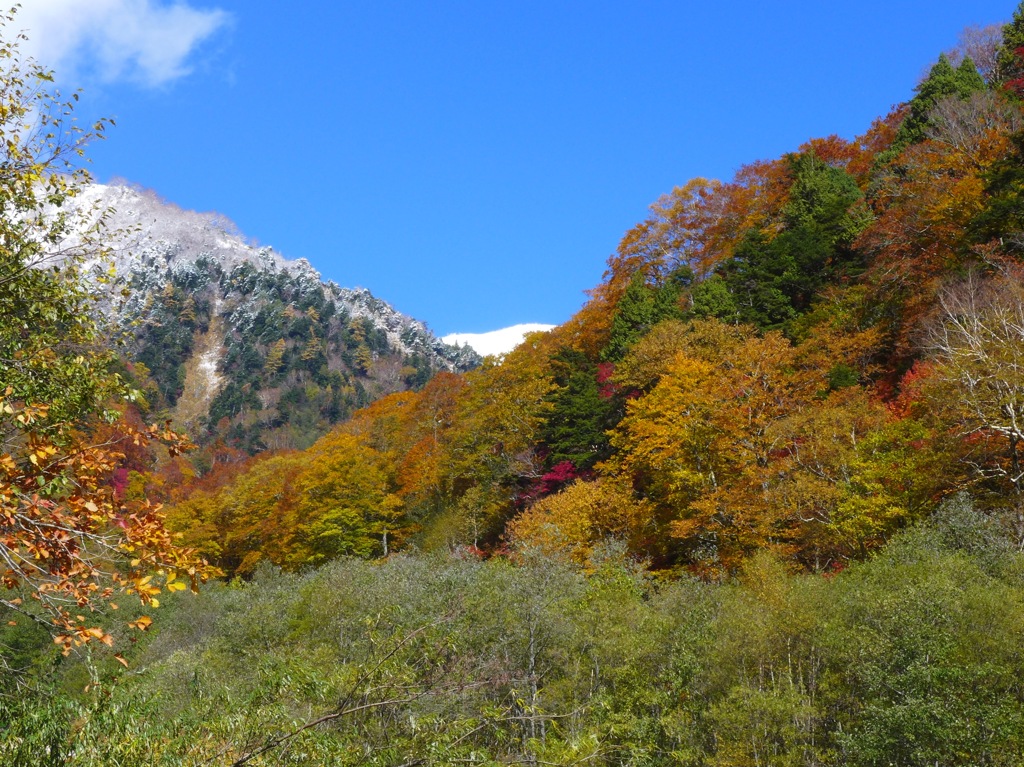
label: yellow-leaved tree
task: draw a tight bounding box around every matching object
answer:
[0,9,213,653]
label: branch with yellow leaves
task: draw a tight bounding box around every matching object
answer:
[0,394,218,653]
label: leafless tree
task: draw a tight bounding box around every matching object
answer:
[925,91,1024,166]
[929,271,1024,494]
[946,23,1004,83]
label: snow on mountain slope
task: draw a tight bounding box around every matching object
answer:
[442,324,555,357]
[47,181,480,451]
[59,182,472,367]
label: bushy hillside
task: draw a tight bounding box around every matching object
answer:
[6,499,1024,765]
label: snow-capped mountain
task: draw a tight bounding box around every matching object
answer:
[58,181,480,452]
[64,183,473,364]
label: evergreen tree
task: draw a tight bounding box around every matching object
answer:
[715,152,867,331]
[540,349,618,471]
[602,273,659,361]
[970,129,1024,248]
[689,274,739,322]
[785,152,869,247]
[893,54,987,149]
[602,270,686,361]
[718,229,799,330]
[956,57,987,93]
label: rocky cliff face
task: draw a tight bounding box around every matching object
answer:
[60,182,478,453]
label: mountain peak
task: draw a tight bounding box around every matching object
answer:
[58,180,480,452]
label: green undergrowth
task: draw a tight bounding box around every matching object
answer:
[3,496,1024,766]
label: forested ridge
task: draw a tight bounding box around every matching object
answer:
[7,4,1024,765]
[54,182,480,457]
[157,10,1024,577]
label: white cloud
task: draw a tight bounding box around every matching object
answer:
[442,324,556,358]
[14,0,230,87]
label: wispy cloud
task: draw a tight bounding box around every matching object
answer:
[14,1,231,88]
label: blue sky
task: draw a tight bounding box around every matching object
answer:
[18,1,1016,335]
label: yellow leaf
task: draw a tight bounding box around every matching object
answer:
[114,654,128,668]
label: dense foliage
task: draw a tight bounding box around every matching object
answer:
[9,4,1024,764]
[157,5,1024,579]
[4,499,1024,765]
[0,10,212,656]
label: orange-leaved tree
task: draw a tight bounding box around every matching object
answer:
[0,11,212,653]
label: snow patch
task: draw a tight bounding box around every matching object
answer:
[196,344,223,394]
[171,316,225,431]
[442,324,555,357]
[196,295,224,394]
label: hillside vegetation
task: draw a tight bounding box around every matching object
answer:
[6,505,1024,765]
[163,10,1024,579]
[7,4,1024,766]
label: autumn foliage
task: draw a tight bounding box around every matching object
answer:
[0,16,213,651]
[152,12,1024,582]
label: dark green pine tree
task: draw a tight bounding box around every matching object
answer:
[718,229,799,330]
[540,349,617,471]
[601,269,685,361]
[785,152,870,248]
[688,274,739,322]
[970,130,1024,249]
[956,57,986,93]
[892,53,987,152]
[714,152,867,331]
[893,54,987,150]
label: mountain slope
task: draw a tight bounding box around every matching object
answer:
[65,182,479,452]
